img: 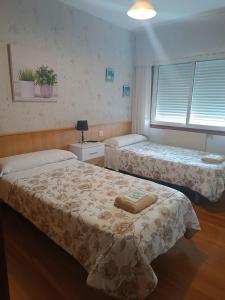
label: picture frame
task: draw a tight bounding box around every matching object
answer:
[7,44,59,102]
[123,84,131,97]
[105,67,114,82]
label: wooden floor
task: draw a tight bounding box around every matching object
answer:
[2,196,225,300]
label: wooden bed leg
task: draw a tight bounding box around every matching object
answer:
[0,202,10,300]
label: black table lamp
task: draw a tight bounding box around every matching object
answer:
[76,120,88,143]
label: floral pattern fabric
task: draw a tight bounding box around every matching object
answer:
[111,142,225,202]
[2,159,200,299]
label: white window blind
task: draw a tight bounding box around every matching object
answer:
[152,58,225,131]
[155,63,193,124]
[190,59,225,127]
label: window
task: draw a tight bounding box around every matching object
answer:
[151,59,225,131]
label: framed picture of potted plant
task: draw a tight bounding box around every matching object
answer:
[7,44,59,102]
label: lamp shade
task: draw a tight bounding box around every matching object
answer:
[127,0,157,20]
[76,120,88,131]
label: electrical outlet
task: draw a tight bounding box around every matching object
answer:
[98,130,104,137]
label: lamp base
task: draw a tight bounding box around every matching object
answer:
[80,131,85,143]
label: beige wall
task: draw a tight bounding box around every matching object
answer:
[0,0,135,133]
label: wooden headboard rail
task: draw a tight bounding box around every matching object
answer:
[0,122,131,158]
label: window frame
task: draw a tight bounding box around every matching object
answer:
[151,58,225,133]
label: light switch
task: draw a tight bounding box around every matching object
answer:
[98,130,104,137]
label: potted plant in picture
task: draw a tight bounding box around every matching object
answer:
[18,69,35,98]
[35,65,57,98]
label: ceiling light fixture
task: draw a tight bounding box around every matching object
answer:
[127,0,157,20]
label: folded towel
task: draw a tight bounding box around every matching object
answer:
[114,191,157,214]
[202,154,225,164]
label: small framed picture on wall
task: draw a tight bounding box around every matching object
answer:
[105,67,114,82]
[123,84,131,97]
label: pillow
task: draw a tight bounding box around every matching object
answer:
[0,149,77,176]
[104,134,148,148]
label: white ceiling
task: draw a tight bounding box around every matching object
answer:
[60,0,225,31]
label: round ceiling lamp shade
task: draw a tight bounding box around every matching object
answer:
[127,0,157,20]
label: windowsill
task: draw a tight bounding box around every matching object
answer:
[150,123,225,136]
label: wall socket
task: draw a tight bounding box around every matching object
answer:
[98,130,104,137]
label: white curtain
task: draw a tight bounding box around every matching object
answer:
[132,66,152,135]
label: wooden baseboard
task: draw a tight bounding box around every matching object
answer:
[0,121,132,158]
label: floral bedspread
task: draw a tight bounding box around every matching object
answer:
[113,142,225,202]
[2,159,200,299]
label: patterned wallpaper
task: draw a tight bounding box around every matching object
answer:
[0,0,135,133]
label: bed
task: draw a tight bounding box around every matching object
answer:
[104,134,225,203]
[0,149,200,299]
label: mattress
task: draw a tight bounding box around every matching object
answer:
[0,158,200,299]
[104,142,225,202]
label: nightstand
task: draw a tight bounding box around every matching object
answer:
[69,142,105,167]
